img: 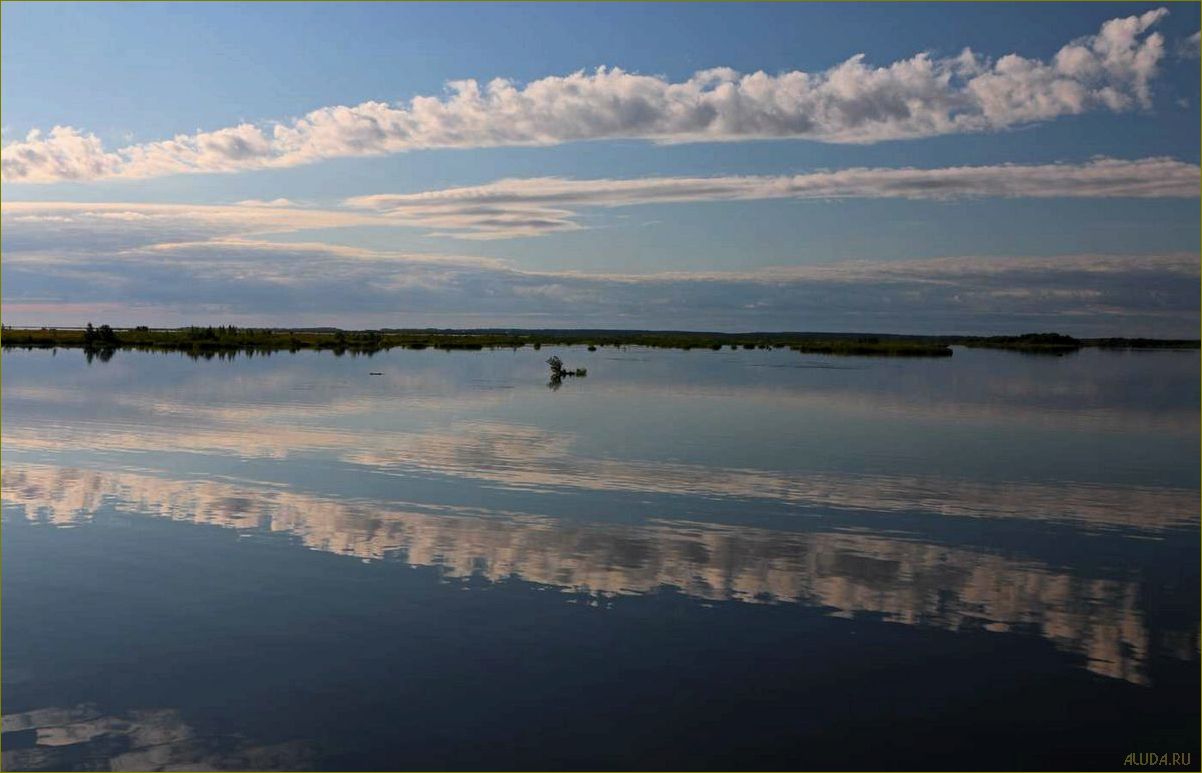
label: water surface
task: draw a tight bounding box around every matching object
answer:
[2,345,1198,770]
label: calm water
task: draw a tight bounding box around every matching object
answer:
[1,345,1198,770]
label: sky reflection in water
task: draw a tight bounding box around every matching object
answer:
[2,346,1198,770]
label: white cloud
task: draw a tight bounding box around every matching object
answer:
[345,156,1200,238]
[236,197,299,208]
[1177,30,1201,58]
[0,200,381,246]
[1,9,1175,183]
[7,154,1192,243]
[2,126,124,182]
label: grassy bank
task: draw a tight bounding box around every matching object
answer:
[954,333,1085,353]
[949,333,1200,353]
[0,325,955,357]
[789,338,952,357]
[1,325,1196,359]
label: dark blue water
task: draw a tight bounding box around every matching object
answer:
[2,345,1198,770]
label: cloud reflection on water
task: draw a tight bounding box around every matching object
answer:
[1,704,312,771]
[2,415,1195,532]
[4,462,1194,685]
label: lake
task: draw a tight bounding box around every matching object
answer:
[1,344,1198,770]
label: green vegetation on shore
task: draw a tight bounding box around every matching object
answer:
[0,325,1196,360]
[956,332,1085,353]
[948,332,1200,353]
[789,337,952,357]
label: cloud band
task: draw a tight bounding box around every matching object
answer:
[1,9,1177,183]
[345,156,1201,238]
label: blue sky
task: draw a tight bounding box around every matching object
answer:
[1,2,1199,334]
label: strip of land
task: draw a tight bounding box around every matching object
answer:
[0,326,1197,359]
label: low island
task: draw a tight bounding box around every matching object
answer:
[0,324,1197,360]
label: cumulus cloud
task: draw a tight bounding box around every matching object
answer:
[345,156,1201,238]
[0,127,124,182]
[1,9,1176,183]
[1,200,1197,335]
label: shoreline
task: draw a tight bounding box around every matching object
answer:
[1,326,1198,359]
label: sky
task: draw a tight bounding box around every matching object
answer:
[1,1,1199,335]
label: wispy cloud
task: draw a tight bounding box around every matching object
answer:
[1177,30,1201,58]
[345,156,1201,238]
[1,9,1178,183]
[0,200,382,254]
[236,197,300,208]
[1,201,1196,335]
